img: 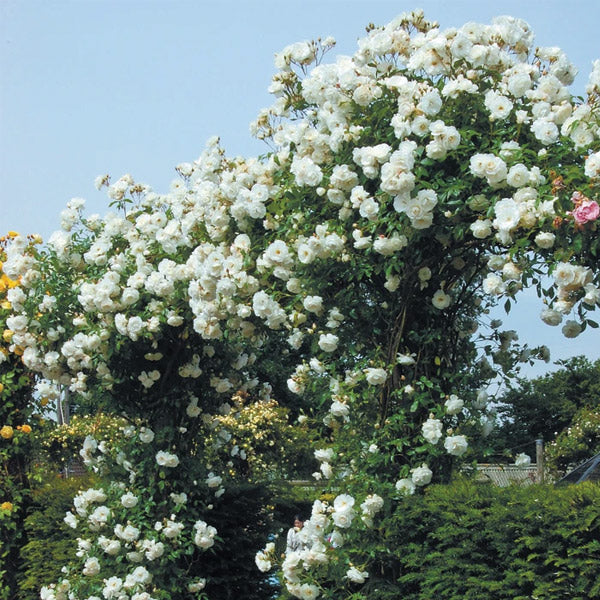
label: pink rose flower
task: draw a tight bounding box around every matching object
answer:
[572,199,600,225]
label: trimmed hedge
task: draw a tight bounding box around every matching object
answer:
[12,477,600,600]
[372,479,600,600]
[17,475,93,600]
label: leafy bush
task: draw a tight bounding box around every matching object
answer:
[205,392,314,482]
[17,475,96,600]
[38,412,127,471]
[360,479,600,600]
[546,406,600,476]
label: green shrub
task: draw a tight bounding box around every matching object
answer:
[374,479,600,600]
[17,474,96,600]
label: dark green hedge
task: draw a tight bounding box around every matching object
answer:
[367,479,600,600]
[17,475,91,600]
[12,477,600,600]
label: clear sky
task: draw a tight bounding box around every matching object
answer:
[1,0,599,379]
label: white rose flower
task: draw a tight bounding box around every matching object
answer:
[64,511,78,529]
[431,289,451,310]
[314,448,335,462]
[540,308,562,326]
[206,473,223,488]
[411,463,433,486]
[444,434,468,456]
[155,451,180,468]
[534,232,555,249]
[482,274,505,296]
[531,118,559,145]
[82,556,100,576]
[303,295,324,315]
[397,353,416,365]
[138,427,155,443]
[346,567,369,584]
[320,462,333,479]
[584,151,600,178]
[584,284,600,305]
[329,399,349,418]
[485,90,513,120]
[298,583,320,600]
[332,508,355,528]
[287,377,304,394]
[502,262,521,281]
[318,333,339,352]
[422,417,443,444]
[493,198,520,231]
[120,492,138,508]
[333,494,355,512]
[470,219,492,239]
[114,523,140,542]
[418,267,432,282]
[445,394,464,415]
[364,367,387,385]
[562,320,582,338]
[395,478,416,496]
[384,274,400,292]
[290,156,323,187]
[506,164,529,188]
[103,539,121,555]
[102,577,123,598]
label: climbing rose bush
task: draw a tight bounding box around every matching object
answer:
[1,9,599,599]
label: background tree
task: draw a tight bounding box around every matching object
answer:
[489,356,600,458]
[546,405,600,476]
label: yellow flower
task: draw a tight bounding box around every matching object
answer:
[19,424,32,434]
[1,330,12,343]
[0,425,14,440]
[1,501,13,512]
[0,383,4,394]
[7,231,19,238]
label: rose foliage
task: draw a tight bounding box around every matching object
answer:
[2,10,599,600]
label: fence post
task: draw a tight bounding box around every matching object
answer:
[536,439,544,483]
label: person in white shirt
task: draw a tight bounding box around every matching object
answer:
[286,515,305,553]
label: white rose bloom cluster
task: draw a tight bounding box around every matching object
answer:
[280,492,383,595]
[8,10,600,598]
[422,417,443,444]
[364,367,387,385]
[360,494,384,527]
[444,434,469,457]
[255,542,275,572]
[193,520,217,549]
[155,450,180,468]
[445,394,464,415]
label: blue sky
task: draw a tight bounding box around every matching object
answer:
[1,0,599,378]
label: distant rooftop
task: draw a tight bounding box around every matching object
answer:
[557,453,600,485]
[473,464,538,487]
